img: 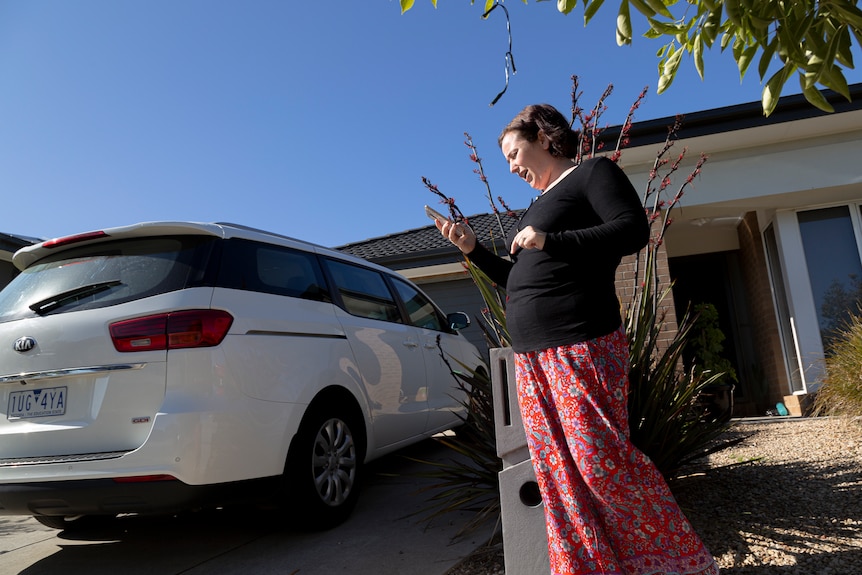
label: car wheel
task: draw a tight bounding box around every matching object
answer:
[285,403,364,530]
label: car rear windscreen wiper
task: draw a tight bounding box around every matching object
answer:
[29,280,123,315]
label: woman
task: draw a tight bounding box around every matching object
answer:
[436,104,719,575]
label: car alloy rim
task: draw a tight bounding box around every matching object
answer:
[312,417,357,507]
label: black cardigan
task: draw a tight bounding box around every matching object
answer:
[467,156,650,353]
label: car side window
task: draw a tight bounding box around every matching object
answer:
[322,259,402,323]
[218,239,331,302]
[390,278,444,331]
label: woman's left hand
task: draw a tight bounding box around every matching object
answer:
[511,226,547,254]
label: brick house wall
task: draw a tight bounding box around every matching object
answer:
[614,224,679,354]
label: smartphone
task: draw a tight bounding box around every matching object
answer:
[425,204,464,238]
[424,205,451,224]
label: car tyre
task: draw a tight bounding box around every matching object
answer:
[285,402,364,531]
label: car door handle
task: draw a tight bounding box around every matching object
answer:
[402,340,419,348]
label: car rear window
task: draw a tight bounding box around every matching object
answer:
[0,236,217,323]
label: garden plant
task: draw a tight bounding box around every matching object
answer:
[813,310,862,418]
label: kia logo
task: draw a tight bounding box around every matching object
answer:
[13,337,36,353]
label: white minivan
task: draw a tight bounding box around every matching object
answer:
[0,221,484,530]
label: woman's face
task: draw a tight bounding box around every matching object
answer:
[500,130,554,191]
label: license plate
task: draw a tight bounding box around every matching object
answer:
[7,386,67,420]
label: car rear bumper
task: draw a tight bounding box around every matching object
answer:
[0,402,302,482]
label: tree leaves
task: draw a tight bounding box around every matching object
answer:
[603,0,860,115]
[402,0,860,116]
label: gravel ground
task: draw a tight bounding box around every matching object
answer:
[445,416,862,574]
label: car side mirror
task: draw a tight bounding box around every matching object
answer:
[447,311,470,331]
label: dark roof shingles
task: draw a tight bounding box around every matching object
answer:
[337,211,522,263]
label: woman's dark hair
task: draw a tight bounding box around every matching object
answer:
[498,103,579,159]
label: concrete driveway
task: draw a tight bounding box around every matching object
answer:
[0,438,495,575]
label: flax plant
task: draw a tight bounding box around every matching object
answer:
[624,130,733,474]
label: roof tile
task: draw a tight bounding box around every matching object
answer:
[337,210,523,262]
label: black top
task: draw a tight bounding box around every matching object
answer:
[467,156,650,353]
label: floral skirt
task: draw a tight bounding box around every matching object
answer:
[514,327,719,575]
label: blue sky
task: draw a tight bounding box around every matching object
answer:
[1,1,861,249]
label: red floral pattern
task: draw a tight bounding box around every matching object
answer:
[514,327,719,575]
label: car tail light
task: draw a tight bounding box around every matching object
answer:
[110,310,233,352]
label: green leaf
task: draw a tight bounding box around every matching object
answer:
[642,0,674,19]
[801,75,835,113]
[745,10,773,31]
[757,37,778,80]
[400,0,415,14]
[801,68,818,90]
[737,44,758,79]
[853,28,862,54]
[762,63,793,116]
[805,24,842,86]
[617,0,633,45]
[724,0,742,27]
[644,26,664,39]
[819,64,851,100]
[731,34,744,61]
[835,25,855,68]
[657,44,683,93]
[647,17,684,35]
[701,4,722,47]
[694,34,705,80]
[804,25,828,67]
[558,0,578,14]
[584,0,605,24]
[831,2,862,32]
[781,12,814,63]
[628,0,657,18]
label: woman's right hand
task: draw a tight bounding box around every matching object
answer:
[436,218,476,253]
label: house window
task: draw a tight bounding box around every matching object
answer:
[797,206,862,351]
